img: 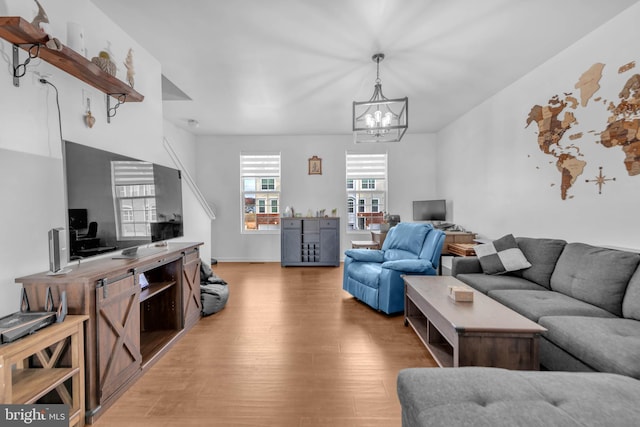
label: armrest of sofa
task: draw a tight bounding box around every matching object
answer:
[451,256,483,276]
[381,259,436,275]
[344,249,385,263]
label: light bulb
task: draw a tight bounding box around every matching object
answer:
[365,114,375,128]
[382,112,392,127]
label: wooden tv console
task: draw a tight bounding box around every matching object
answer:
[15,242,202,424]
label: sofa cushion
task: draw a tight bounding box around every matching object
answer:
[344,249,384,263]
[539,316,640,379]
[550,243,640,316]
[622,267,640,320]
[397,367,640,427]
[384,248,420,262]
[539,337,597,373]
[474,234,531,275]
[381,222,429,255]
[419,229,445,267]
[510,237,566,289]
[380,259,436,275]
[487,290,617,322]
[456,273,547,295]
[451,257,483,276]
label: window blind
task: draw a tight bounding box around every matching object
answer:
[112,161,154,186]
[240,154,281,177]
[346,153,387,179]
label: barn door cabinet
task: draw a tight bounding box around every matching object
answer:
[16,242,202,424]
[181,250,202,329]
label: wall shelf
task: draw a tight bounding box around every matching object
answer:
[139,281,176,303]
[0,16,143,106]
[12,366,79,403]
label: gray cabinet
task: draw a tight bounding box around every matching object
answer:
[281,217,340,266]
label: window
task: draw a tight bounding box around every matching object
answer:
[241,153,281,232]
[371,198,380,213]
[257,199,266,213]
[261,178,275,190]
[112,161,156,239]
[346,153,387,231]
[361,179,376,189]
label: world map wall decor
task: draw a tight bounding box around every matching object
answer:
[525,61,640,200]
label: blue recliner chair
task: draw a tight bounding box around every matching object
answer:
[343,222,446,314]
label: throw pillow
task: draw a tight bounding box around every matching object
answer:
[475,234,531,275]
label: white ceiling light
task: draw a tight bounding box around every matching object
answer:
[353,53,408,143]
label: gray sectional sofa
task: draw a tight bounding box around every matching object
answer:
[452,237,640,377]
[397,238,640,426]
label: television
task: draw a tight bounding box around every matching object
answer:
[412,199,446,221]
[63,140,184,260]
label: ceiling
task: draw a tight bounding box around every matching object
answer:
[91,0,639,136]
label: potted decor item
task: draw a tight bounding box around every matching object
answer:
[91,50,117,76]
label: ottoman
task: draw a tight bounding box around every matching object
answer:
[397,367,640,427]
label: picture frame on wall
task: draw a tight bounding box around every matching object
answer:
[308,155,322,175]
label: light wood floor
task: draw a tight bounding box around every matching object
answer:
[93,262,437,427]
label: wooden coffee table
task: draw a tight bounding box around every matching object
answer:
[403,275,546,370]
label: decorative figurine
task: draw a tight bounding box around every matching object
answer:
[31,0,62,51]
[31,0,49,31]
[84,98,95,128]
[124,48,135,87]
[45,37,62,51]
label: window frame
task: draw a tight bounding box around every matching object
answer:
[346,152,388,233]
[240,153,281,234]
[111,161,157,240]
[371,198,380,213]
[361,179,376,190]
[261,178,275,190]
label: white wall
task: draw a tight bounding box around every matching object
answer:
[164,120,212,263]
[0,0,208,316]
[196,133,437,261]
[437,3,640,250]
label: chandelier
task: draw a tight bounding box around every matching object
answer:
[353,53,408,143]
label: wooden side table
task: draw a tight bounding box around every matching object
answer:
[441,231,476,254]
[0,315,88,427]
[371,230,387,248]
[448,243,477,257]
